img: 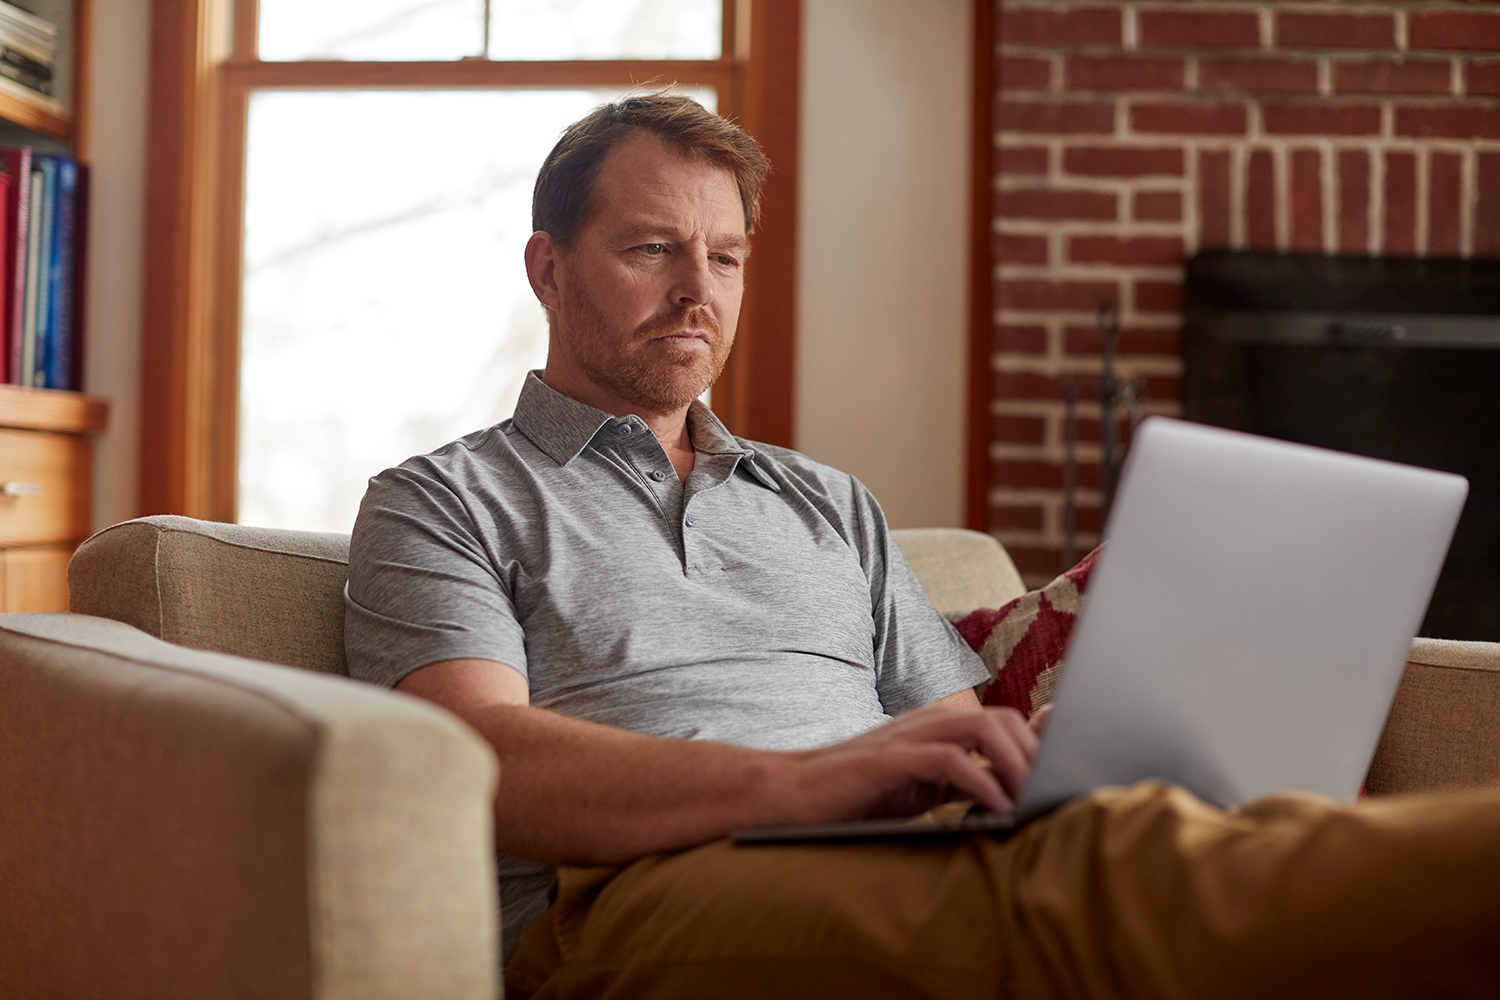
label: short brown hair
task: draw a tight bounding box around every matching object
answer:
[532,92,770,246]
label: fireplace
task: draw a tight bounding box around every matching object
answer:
[1183,250,1500,641]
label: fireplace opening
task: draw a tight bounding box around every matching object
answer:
[1183,251,1500,642]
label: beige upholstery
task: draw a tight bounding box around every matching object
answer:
[68,515,352,675]
[0,612,499,1000]
[1365,637,1500,795]
[893,527,1028,613]
[1,514,1495,996]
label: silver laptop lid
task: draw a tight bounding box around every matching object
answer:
[1016,417,1467,821]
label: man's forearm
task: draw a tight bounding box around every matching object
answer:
[398,658,1036,865]
[469,702,798,864]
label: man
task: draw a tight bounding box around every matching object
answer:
[346,95,1499,998]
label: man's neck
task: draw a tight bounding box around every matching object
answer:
[540,368,696,480]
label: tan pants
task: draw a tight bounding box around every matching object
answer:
[505,782,1500,999]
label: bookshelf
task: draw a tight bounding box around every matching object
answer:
[0,0,105,611]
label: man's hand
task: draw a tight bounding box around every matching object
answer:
[778,698,1040,823]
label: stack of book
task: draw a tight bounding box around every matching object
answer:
[0,146,85,390]
[0,1,57,115]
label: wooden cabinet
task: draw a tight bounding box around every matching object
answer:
[0,384,105,610]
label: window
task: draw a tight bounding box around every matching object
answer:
[141,0,800,525]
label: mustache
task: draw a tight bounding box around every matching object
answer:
[635,307,721,341]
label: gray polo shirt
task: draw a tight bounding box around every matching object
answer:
[344,371,987,951]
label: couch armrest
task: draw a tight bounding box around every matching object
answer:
[0,613,500,1000]
[1365,637,1500,796]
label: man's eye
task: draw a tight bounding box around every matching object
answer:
[714,255,739,267]
[642,244,666,255]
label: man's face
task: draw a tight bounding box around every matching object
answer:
[530,134,749,417]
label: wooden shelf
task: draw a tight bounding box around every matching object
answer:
[0,88,69,142]
[0,384,108,434]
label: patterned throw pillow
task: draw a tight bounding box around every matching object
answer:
[949,546,1103,718]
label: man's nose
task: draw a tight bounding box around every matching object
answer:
[670,254,715,307]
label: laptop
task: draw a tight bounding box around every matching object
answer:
[733,417,1468,844]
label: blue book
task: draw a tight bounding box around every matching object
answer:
[39,153,73,390]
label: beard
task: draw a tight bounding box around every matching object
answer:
[561,289,733,415]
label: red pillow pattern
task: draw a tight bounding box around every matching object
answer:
[951,546,1102,719]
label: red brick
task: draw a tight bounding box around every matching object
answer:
[1138,10,1260,50]
[1478,152,1500,254]
[1064,326,1180,356]
[1066,55,1185,92]
[998,279,1121,311]
[991,503,1046,531]
[1337,148,1370,254]
[1277,11,1395,50]
[1134,280,1183,314]
[992,459,1064,490]
[1409,11,1500,53]
[1262,104,1381,136]
[992,415,1047,447]
[1333,58,1454,96]
[1001,56,1052,90]
[1134,190,1182,221]
[1384,150,1416,255]
[992,461,1103,493]
[1068,235,1184,266]
[1199,57,1319,94]
[1290,148,1323,253]
[996,231,1050,266]
[1395,105,1500,140]
[1001,6,1121,48]
[998,146,1048,175]
[994,370,1065,401]
[999,101,1116,135]
[1246,148,1277,250]
[1063,145,1183,177]
[1198,148,1232,248]
[1131,102,1248,135]
[1470,60,1500,97]
[997,324,1048,354]
[996,188,1118,221]
[1428,151,1463,256]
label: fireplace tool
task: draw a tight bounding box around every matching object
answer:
[1063,299,1145,567]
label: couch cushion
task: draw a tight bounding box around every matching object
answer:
[68,515,352,675]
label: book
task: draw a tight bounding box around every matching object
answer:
[0,58,50,96]
[0,71,59,114]
[39,153,73,389]
[69,161,86,391]
[0,2,56,54]
[0,145,28,383]
[27,153,53,388]
[18,161,40,388]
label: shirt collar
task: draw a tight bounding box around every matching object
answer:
[511,371,773,490]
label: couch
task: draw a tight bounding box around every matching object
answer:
[2,515,1497,999]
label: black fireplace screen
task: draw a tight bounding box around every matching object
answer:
[1183,250,1500,642]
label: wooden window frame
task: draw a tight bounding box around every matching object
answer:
[141,0,799,521]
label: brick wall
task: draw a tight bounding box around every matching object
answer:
[990,0,1500,584]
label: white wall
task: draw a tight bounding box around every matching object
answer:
[85,0,149,529]
[796,0,972,529]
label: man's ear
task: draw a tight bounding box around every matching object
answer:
[525,231,562,312]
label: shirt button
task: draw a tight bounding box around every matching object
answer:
[651,469,668,482]
[684,516,696,527]
[616,424,632,435]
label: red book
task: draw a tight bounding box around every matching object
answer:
[0,146,31,383]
